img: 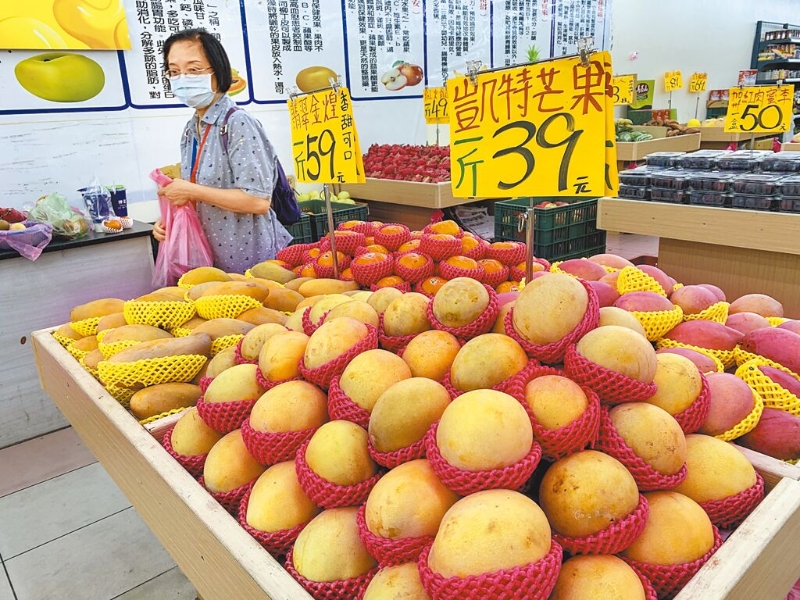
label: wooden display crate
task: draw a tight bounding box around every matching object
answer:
[617,133,701,162]
[784,142,800,151]
[341,178,488,209]
[31,328,800,600]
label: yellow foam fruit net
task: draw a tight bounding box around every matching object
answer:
[616,266,668,297]
[683,301,729,325]
[104,382,137,408]
[685,347,726,374]
[715,387,764,442]
[95,328,114,343]
[195,294,262,320]
[98,339,140,360]
[211,334,245,357]
[124,300,196,331]
[734,346,769,368]
[70,317,101,337]
[602,265,620,273]
[244,269,254,278]
[631,306,684,342]
[66,344,91,363]
[176,272,199,289]
[52,330,76,348]
[768,317,789,327]
[736,358,800,416]
[79,356,100,379]
[98,354,207,388]
[656,338,737,370]
[171,327,193,338]
[139,406,191,426]
[672,282,684,291]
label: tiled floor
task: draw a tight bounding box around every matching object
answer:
[0,232,657,600]
[0,428,197,600]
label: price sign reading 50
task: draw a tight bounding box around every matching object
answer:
[287,88,365,184]
[724,86,794,134]
[447,51,614,199]
[424,87,449,124]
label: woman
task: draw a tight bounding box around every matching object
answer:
[153,28,291,273]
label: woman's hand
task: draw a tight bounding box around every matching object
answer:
[157,179,198,207]
[153,219,166,242]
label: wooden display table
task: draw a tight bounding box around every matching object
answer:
[597,199,800,318]
[784,142,800,151]
[699,127,776,150]
[0,222,155,448]
[616,134,701,170]
[31,327,800,600]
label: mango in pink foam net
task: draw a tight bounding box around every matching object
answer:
[210,334,245,357]
[631,306,684,342]
[656,338,736,370]
[616,266,668,297]
[124,299,196,330]
[715,387,764,442]
[98,354,207,388]
[683,301,729,325]
[194,294,262,320]
[736,358,800,416]
[70,317,101,337]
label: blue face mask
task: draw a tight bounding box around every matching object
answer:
[169,73,216,109]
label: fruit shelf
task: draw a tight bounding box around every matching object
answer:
[340,178,491,209]
[298,199,369,242]
[31,327,800,600]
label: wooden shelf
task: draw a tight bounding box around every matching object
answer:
[699,127,776,144]
[340,178,496,209]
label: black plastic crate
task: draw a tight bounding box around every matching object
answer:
[299,199,369,241]
[493,198,604,261]
[285,214,312,245]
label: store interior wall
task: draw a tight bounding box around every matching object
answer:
[2,0,799,216]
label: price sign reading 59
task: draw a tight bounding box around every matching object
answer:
[724,86,794,134]
[447,51,613,199]
[287,88,365,184]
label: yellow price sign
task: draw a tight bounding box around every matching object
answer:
[287,88,365,184]
[447,50,615,199]
[724,86,794,134]
[611,74,635,105]
[664,70,683,92]
[424,87,449,124]
[689,72,707,93]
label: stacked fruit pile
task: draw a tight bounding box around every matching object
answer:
[52,249,800,599]
[362,144,451,183]
[275,219,542,296]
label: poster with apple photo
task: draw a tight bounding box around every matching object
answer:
[243,0,348,103]
[0,49,127,115]
[120,0,249,108]
[342,0,426,99]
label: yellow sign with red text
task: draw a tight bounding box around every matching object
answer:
[689,73,708,93]
[423,87,450,124]
[724,86,794,134]
[288,88,365,184]
[447,51,617,199]
[664,70,683,92]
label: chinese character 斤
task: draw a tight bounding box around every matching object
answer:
[453,137,485,197]
[570,59,608,115]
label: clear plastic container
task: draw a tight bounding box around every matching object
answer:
[618,167,653,187]
[686,172,734,192]
[762,152,800,172]
[717,150,772,172]
[731,194,776,211]
[676,150,732,170]
[618,185,650,200]
[644,152,687,168]
[731,173,784,195]
[779,197,800,213]
[650,171,689,190]
[650,188,686,203]
[779,175,800,196]
[688,190,730,207]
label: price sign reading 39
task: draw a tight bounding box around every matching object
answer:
[447,51,614,199]
[287,88,365,184]
[724,86,794,134]
[424,87,450,124]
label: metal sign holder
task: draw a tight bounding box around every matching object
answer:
[289,76,345,279]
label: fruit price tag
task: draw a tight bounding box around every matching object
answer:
[447,50,616,199]
[689,73,708,93]
[724,86,794,134]
[664,70,683,92]
[287,87,365,184]
[424,87,450,124]
[612,74,636,105]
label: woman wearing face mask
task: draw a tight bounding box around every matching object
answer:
[152,28,292,273]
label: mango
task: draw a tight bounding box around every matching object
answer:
[297,278,360,297]
[729,293,784,318]
[100,324,172,344]
[738,408,800,461]
[258,330,309,382]
[598,306,648,338]
[303,317,370,370]
[72,336,98,352]
[778,320,800,335]
[187,282,222,301]
[129,383,202,420]
[324,300,379,328]
[179,266,232,286]
[363,563,430,600]
[199,281,270,303]
[191,318,254,341]
[203,429,265,493]
[204,364,266,403]
[295,65,338,93]
[108,334,212,363]
[697,283,726,302]
[249,380,328,433]
[55,323,83,341]
[179,316,208,331]
[134,291,187,303]
[305,420,377,485]
[513,273,589,345]
[367,287,404,315]
[759,365,800,398]
[170,407,223,456]
[96,312,127,333]
[698,373,756,436]
[450,333,528,392]
[636,265,674,295]
[249,261,297,284]
[557,258,608,281]
[673,434,757,503]
[610,403,687,476]
[205,346,238,378]
[432,277,489,328]
[614,291,674,313]
[740,327,800,373]
[586,280,619,308]
[83,349,104,370]
[663,320,743,351]
[70,298,125,322]
[262,287,304,313]
[656,347,719,375]
[575,325,657,383]
[725,312,771,335]
[284,276,316,292]
[246,461,320,533]
[670,285,718,315]
[383,293,432,337]
[239,323,287,362]
[587,253,635,270]
[236,306,287,326]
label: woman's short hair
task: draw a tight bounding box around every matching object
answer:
[163,28,232,92]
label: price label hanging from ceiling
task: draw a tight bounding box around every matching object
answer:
[724,86,794,134]
[424,87,449,124]
[664,70,683,92]
[689,73,708,93]
[612,74,636,105]
[447,50,616,199]
[287,87,365,184]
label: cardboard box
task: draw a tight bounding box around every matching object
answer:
[341,178,487,209]
[783,143,800,151]
[616,133,701,162]
[631,125,669,139]
[31,327,800,600]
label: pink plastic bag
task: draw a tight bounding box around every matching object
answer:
[0,221,53,261]
[150,169,213,287]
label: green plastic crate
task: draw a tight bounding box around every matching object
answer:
[494,198,605,261]
[286,214,312,246]
[299,199,369,241]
